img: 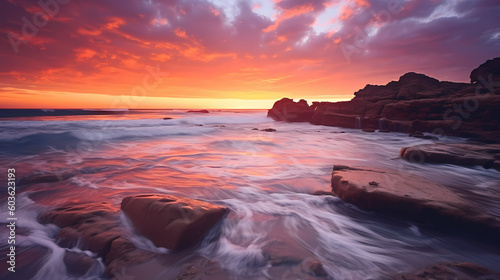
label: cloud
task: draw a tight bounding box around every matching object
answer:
[0,0,499,107]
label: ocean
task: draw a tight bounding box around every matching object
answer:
[0,109,499,279]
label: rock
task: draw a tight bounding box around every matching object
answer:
[163,117,173,120]
[18,172,76,186]
[121,194,229,251]
[261,128,277,132]
[39,202,155,277]
[309,262,328,277]
[408,131,439,140]
[310,112,359,129]
[252,128,259,130]
[362,128,375,133]
[187,110,209,113]
[175,257,226,280]
[268,57,500,142]
[470,57,500,84]
[329,164,500,238]
[393,262,500,280]
[400,143,500,170]
[268,98,313,122]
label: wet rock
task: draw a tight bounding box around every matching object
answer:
[263,239,307,266]
[252,128,259,130]
[329,164,500,238]
[39,202,155,278]
[309,262,328,277]
[399,143,500,170]
[408,131,439,140]
[18,172,76,186]
[268,98,313,122]
[362,128,376,133]
[63,251,99,276]
[175,256,226,280]
[187,110,209,113]
[269,57,500,142]
[121,194,229,251]
[393,262,500,280]
[261,128,277,132]
[163,117,173,120]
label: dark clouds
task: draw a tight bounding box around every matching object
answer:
[0,0,499,100]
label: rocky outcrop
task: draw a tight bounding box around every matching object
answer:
[267,98,314,122]
[269,57,500,142]
[39,202,154,277]
[121,194,229,251]
[392,262,500,280]
[327,165,500,238]
[400,143,500,171]
[470,57,500,84]
[38,195,228,277]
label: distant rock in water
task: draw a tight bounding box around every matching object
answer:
[187,110,209,113]
[261,128,277,132]
[163,117,173,120]
[328,164,500,240]
[121,194,229,251]
[400,143,500,171]
[408,131,439,140]
[267,98,313,122]
[268,57,500,143]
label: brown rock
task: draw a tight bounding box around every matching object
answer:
[39,202,155,277]
[268,98,313,122]
[268,58,500,142]
[393,262,500,280]
[187,110,209,113]
[330,165,500,237]
[121,194,229,251]
[399,143,500,170]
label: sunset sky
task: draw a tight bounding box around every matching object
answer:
[1,0,499,109]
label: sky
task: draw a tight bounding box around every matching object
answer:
[0,0,499,109]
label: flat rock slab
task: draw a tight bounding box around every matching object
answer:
[121,194,229,251]
[392,262,500,280]
[400,143,500,170]
[329,165,500,238]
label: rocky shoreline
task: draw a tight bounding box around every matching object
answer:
[14,57,500,279]
[268,57,500,143]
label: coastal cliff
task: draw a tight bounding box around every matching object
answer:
[268,57,500,143]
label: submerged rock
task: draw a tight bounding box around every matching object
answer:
[39,194,228,277]
[400,143,500,170]
[268,57,500,142]
[329,165,500,238]
[121,194,229,251]
[408,131,439,140]
[392,262,500,280]
[261,128,277,132]
[39,202,155,277]
[18,172,76,186]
